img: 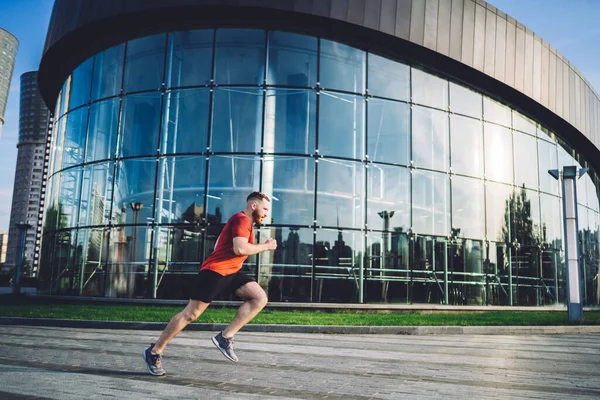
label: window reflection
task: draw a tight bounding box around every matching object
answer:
[124,34,166,93]
[319,92,364,159]
[317,159,364,229]
[412,170,450,236]
[107,226,152,298]
[167,30,213,88]
[215,29,265,85]
[484,123,513,184]
[367,164,410,231]
[79,162,114,227]
[365,230,410,303]
[118,93,162,157]
[162,89,210,154]
[320,39,365,93]
[513,111,536,135]
[211,88,262,153]
[537,139,559,195]
[412,106,449,171]
[540,193,561,249]
[367,99,410,165]
[412,68,448,110]
[449,82,482,118]
[367,53,409,101]
[57,167,83,228]
[484,97,511,127]
[450,115,483,177]
[513,131,538,189]
[267,31,317,87]
[68,58,93,110]
[112,158,157,225]
[451,176,484,239]
[485,181,513,242]
[86,99,119,162]
[91,44,125,101]
[62,108,88,168]
[76,228,108,296]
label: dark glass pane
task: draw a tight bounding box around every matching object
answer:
[513,131,538,190]
[211,88,262,153]
[107,226,152,297]
[118,93,162,157]
[537,139,559,195]
[124,34,166,93]
[451,175,484,239]
[79,162,114,227]
[57,167,83,228]
[76,228,109,296]
[320,39,365,93]
[259,227,313,302]
[412,106,449,171]
[367,53,409,101]
[214,29,265,85]
[318,92,364,159]
[365,230,410,303]
[484,123,513,184]
[512,188,540,246]
[412,68,448,110]
[167,30,213,88]
[264,89,316,154]
[68,57,93,110]
[412,170,450,236]
[367,99,410,165]
[155,156,206,224]
[449,82,482,118]
[162,89,210,154]
[112,158,157,225]
[262,156,314,226]
[86,98,119,162]
[267,31,317,87]
[367,164,410,231]
[485,181,513,242]
[316,159,364,229]
[62,107,88,168]
[206,155,260,219]
[450,115,483,177]
[314,229,363,303]
[484,97,511,127]
[91,44,125,101]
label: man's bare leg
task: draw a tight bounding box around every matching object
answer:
[152,300,210,354]
[222,282,268,338]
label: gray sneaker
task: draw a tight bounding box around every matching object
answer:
[142,343,166,376]
[212,331,239,362]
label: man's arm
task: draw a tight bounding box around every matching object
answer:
[232,237,277,256]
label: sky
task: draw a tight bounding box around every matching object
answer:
[0,0,599,233]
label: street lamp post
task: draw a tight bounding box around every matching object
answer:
[13,222,33,294]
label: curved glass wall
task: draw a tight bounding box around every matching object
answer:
[41,29,600,306]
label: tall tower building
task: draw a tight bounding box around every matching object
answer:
[6,72,49,276]
[0,28,18,137]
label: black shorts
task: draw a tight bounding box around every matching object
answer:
[190,269,255,303]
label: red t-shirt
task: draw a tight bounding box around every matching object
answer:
[200,211,254,276]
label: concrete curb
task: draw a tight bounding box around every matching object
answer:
[1,317,600,335]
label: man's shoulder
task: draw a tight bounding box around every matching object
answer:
[228,212,251,225]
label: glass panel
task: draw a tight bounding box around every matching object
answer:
[68,57,93,110]
[512,187,540,246]
[513,111,536,135]
[112,158,157,225]
[52,116,65,174]
[485,182,512,242]
[206,155,260,219]
[513,131,538,189]
[540,193,562,249]
[211,87,262,153]
[449,239,485,305]
[258,227,313,302]
[557,143,574,169]
[91,44,125,101]
[79,162,114,227]
[367,164,410,231]
[262,156,314,226]
[314,229,363,303]
[51,229,78,295]
[167,30,213,88]
[452,176,484,239]
[316,158,364,229]
[214,29,265,85]
[319,39,365,93]
[263,89,316,154]
[118,93,162,157]
[318,92,364,159]
[412,68,448,110]
[412,170,450,236]
[62,107,88,168]
[484,97,511,127]
[365,230,410,303]
[367,53,409,101]
[450,115,483,177]
[411,236,446,304]
[155,156,206,225]
[161,89,210,154]
[267,31,317,87]
[123,34,166,93]
[76,228,109,296]
[57,167,83,228]
[484,123,513,184]
[412,106,449,171]
[449,82,482,118]
[107,226,152,298]
[367,99,410,165]
[86,98,120,162]
[537,139,559,195]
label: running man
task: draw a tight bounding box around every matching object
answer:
[142,191,277,376]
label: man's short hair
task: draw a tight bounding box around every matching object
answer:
[247,191,270,203]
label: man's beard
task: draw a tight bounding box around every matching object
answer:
[252,209,263,225]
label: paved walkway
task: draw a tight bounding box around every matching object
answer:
[0,325,599,399]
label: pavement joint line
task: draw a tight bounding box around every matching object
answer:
[1,317,600,335]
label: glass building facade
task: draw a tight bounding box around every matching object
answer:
[40,29,600,306]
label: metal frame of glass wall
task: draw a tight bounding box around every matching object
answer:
[39,28,600,305]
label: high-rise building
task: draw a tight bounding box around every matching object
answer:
[0,28,18,138]
[0,232,8,264]
[36,0,600,306]
[6,72,49,276]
